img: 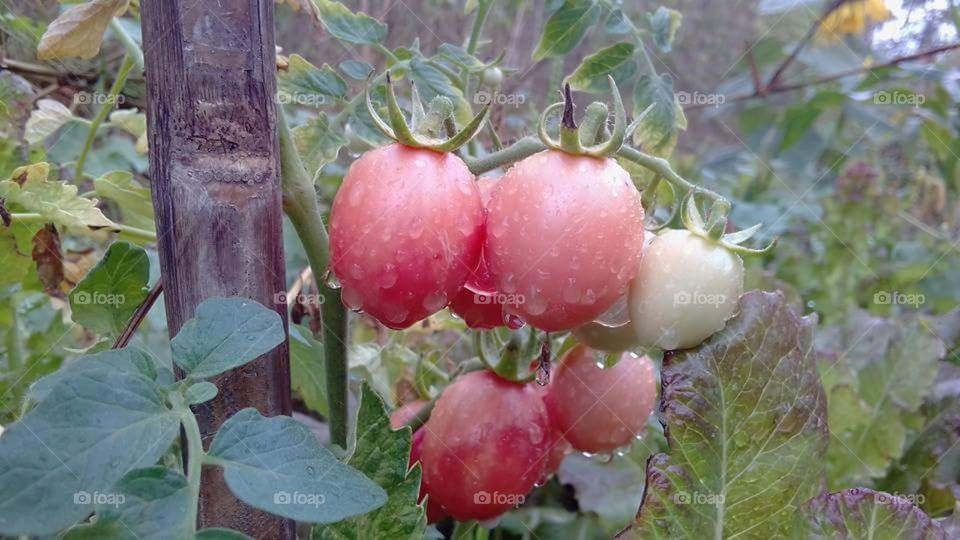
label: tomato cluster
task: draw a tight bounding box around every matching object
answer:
[392,348,657,523]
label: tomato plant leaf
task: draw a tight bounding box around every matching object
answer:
[37,0,129,61]
[313,384,427,539]
[293,113,345,181]
[409,58,460,101]
[339,59,374,80]
[0,361,180,536]
[647,7,682,53]
[68,241,150,336]
[625,291,828,538]
[108,110,148,154]
[208,408,388,523]
[62,467,192,540]
[313,0,387,45]
[27,346,158,403]
[803,488,946,538]
[170,297,285,379]
[438,43,486,72]
[93,170,155,231]
[290,324,329,417]
[566,42,637,93]
[280,54,348,106]
[0,163,117,229]
[532,0,602,61]
[817,312,945,489]
[24,99,74,145]
[185,381,219,405]
[631,74,687,156]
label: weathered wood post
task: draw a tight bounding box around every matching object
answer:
[141,1,295,537]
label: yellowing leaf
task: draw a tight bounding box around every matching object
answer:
[108,109,148,154]
[24,99,74,145]
[817,0,891,42]
[1,163,117,229]
[37,0,130,61]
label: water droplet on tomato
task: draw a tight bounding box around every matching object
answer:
[341,287,363,311]
[504,313,525,330]
[323,269,341,289]
[422,291,448,312]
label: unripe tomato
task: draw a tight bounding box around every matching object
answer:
[485,150,645,331]
[449,179,507,329]
[389,401,445,523]
[545,346,657,454]
[629,229,744,350]
[481,67,504,88]
[330,144,485,329]
[422,371,551,521]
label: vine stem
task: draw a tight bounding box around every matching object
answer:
[75,53,136,181]
[8,213,157,243]
[277,109,349,448]
[176,397,204,534]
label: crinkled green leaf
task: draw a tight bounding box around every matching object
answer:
[625,291,828,539]
[437,43,485,72]
[0,361,180,536]
[313,0,387,45]
[566,42,636,93]
[290,324,328,417]
[339,59,374,80]
[62,467,192,540]
[170,297,284,379]
[632,74,687,156]
[69,241,150,336]
[1,162,117,229]
[647,7,682,53]
[804,488,946,539]
[24,99,74,144]
[208,408,387,523]
[37,0,129,61]
[93,170,155,231]
[409,58,460,101]
[532,0,602,61]
[280,54,348,107]
[27,346,158,404]
[817,312,945,489]
[293,113,344,181]
[314,384,426,539]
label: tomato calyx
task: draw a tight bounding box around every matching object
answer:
[537,77,653,158]
[681,193,777,256]
[365,71,489,153]
[473,328,545,383]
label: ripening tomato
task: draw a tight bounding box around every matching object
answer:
[389,401,445,523]
[422,370,551,521]
[545,346,657,454]
[485,150,645,331]
[449,179,508,329]
[629,229,744,350]
[530,371,573,475]
[329,143,485,329]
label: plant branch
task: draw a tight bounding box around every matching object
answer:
[75,53,136,181]
[113,280,163,348]
[765,0,847,90]
[109,18,145,70]
[463,136,545,175]
[277,109,350,448]
[176,398,204,534]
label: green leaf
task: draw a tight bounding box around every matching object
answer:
[27,346,158,403]
[566,42,636,93]
[313,0,387,45]
[313,384,426,539]
[24,99,75,145]
[290,324,328,417]
[532,0,602,61]
[647,7,682,53]
[108,109,149,153]
[604,8,633,35]
[208,408,387,523]
[185,381,219,405]
[437,43,486,72]
[93,170,155,231]
[69,241,150,336]
[626,291,828,538]
[293,113,345,181]
[37,0,129,61]
[804,488,945,538]
[339,60,374,80]
[631,74,687,156]
[196,529,254,540]
[62,467,192,540]
[1,163,117,229]
[0,361,180,536]
[817,313,945,489]
[409,58,460,101]
[170,297,285,379]
[279,54,348,107]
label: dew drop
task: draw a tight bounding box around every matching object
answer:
[422,291,448,312]
[525,295,547,316]
[381,265,397,288]
[349,263,364,279]
[341,287,363,311]
[409,217,424,239]
[323,269,341,289]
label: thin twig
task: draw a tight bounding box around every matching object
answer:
[112,280,163,349]
[766,0,850,90]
